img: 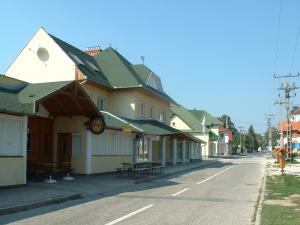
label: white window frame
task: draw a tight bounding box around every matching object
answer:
[159,110,166,123]
[149,105,154,119]
[139,102,145,117]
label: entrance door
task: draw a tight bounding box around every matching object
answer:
[57,133,72,170]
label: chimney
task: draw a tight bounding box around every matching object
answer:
[85,46,102,56]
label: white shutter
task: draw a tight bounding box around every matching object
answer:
[4,119,22,156]
[91,130,134,156]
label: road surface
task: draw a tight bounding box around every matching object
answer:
[0,153,267,225]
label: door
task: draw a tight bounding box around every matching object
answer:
[57,133,72,170]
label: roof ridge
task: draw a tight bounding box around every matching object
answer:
[104,48,145,85]
[49,34,111,88]
[171,105,209,132]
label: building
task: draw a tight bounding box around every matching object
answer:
[3,28,202,184]
[0,76,105,186]
[218,125,233,155]
[170,105,223,158]
[291,107,300,122]
[278,120,300,152]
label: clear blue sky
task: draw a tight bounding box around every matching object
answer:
[1,0,300,133]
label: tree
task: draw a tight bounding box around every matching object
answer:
[263,127,280,149]
[217,115,237,134]
[245,125,259,152]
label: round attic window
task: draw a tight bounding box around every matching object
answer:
[37,47,49,62]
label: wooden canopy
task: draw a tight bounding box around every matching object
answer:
[37,81,101,118]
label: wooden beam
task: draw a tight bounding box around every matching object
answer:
[73,99,86,115]
[60,91,88,101]
[51,96,67,114]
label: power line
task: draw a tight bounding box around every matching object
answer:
[274,0,283,74]
[274,73,300,162]
[234,120,266,127]
[289,27,300,74]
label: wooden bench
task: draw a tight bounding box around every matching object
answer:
[116,163,133,177]
[151,165,165,175]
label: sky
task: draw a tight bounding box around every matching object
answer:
[1,0,300,133]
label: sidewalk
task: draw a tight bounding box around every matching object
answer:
[0,159,218,216]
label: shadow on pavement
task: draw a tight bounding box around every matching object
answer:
[0,161,234,225]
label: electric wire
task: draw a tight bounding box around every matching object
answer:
[274,0,282,75]
[289,27,300,74]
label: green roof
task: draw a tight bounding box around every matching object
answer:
[18,80,72,104]
[49,31,176,104]
[0,91,32,114]
[131,64,176,103]
[93,47,142,87]
[131,64,152,84]
[123,118,203,143]
[170,105,210,133]
[102,111,142,133]
[49,34,111,88]
[0,75,27,93]
[0,76,83,115]
[124,118,180,135]
[189,109,222,127]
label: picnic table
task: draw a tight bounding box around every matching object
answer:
[115,161,165,177]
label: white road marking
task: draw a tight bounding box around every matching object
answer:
[104,204,154,225]
[171,188,190,197]
[196,165,237,185]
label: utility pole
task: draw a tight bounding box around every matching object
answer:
[274,99,285,149]
[225,115,229,155]
[265,114,276,152]
[274,73,300,162]
[238,126,243,154]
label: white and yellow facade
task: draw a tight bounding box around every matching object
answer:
[0,28,203,187]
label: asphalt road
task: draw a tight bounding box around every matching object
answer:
[0,153,267,225]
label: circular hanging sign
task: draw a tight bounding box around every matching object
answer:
[89,117,105,135]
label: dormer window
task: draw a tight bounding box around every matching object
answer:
[87,61,100,72]
[147,73,163,92]
[68,52,84,65]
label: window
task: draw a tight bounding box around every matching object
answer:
[87,61,100,72]
[72,134,81,156]
[136,137,149,162]
[68,52,84,65]
[139,102,145,117]
[172,122,176,126]
[97,97,104,111]
[149,105,154,119]
[159,110,166,123]
[147,73,163,92]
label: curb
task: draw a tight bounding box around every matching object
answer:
[134,161,219,184]
[251,162,268,225]
[0,194,81,216]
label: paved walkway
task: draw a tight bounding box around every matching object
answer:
[0,159,218,215]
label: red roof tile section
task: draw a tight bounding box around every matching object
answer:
[278,121,300,132]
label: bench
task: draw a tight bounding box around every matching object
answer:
[116,163,133,177]
[151,165,165,175]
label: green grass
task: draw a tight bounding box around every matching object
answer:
[266,175,300,199]
[261,175,300,225]
[261,204,300,225]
